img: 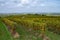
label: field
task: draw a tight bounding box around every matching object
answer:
[0,14,60,40]
[0,19,13,40]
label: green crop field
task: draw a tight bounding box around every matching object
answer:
[0,14,60,40]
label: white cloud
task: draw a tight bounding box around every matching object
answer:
[21,0,29,4]
[16,0,34,7]
[40,4,45,6]
[0,0,40,8]
[21,0,38,7]
[17,4,24,7]
[0,3,4,6]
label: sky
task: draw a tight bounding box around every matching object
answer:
[0,0,60,13]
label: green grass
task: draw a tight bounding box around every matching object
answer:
[45,31,60,40]
[14,24,42,40]
[0,20,13,40]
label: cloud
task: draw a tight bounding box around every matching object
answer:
[0,0,41,8]
[16,4,24,7]
[15,0,38,8]
[0,3,4,6]
[40,4,45,6]
[21,0,29,4]
[0,0,60,13]
[0,0,31,8]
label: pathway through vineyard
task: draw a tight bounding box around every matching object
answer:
[14,22,50,40]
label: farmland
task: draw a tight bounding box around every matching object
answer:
[0,14,60,40]
[0,19,13,40]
